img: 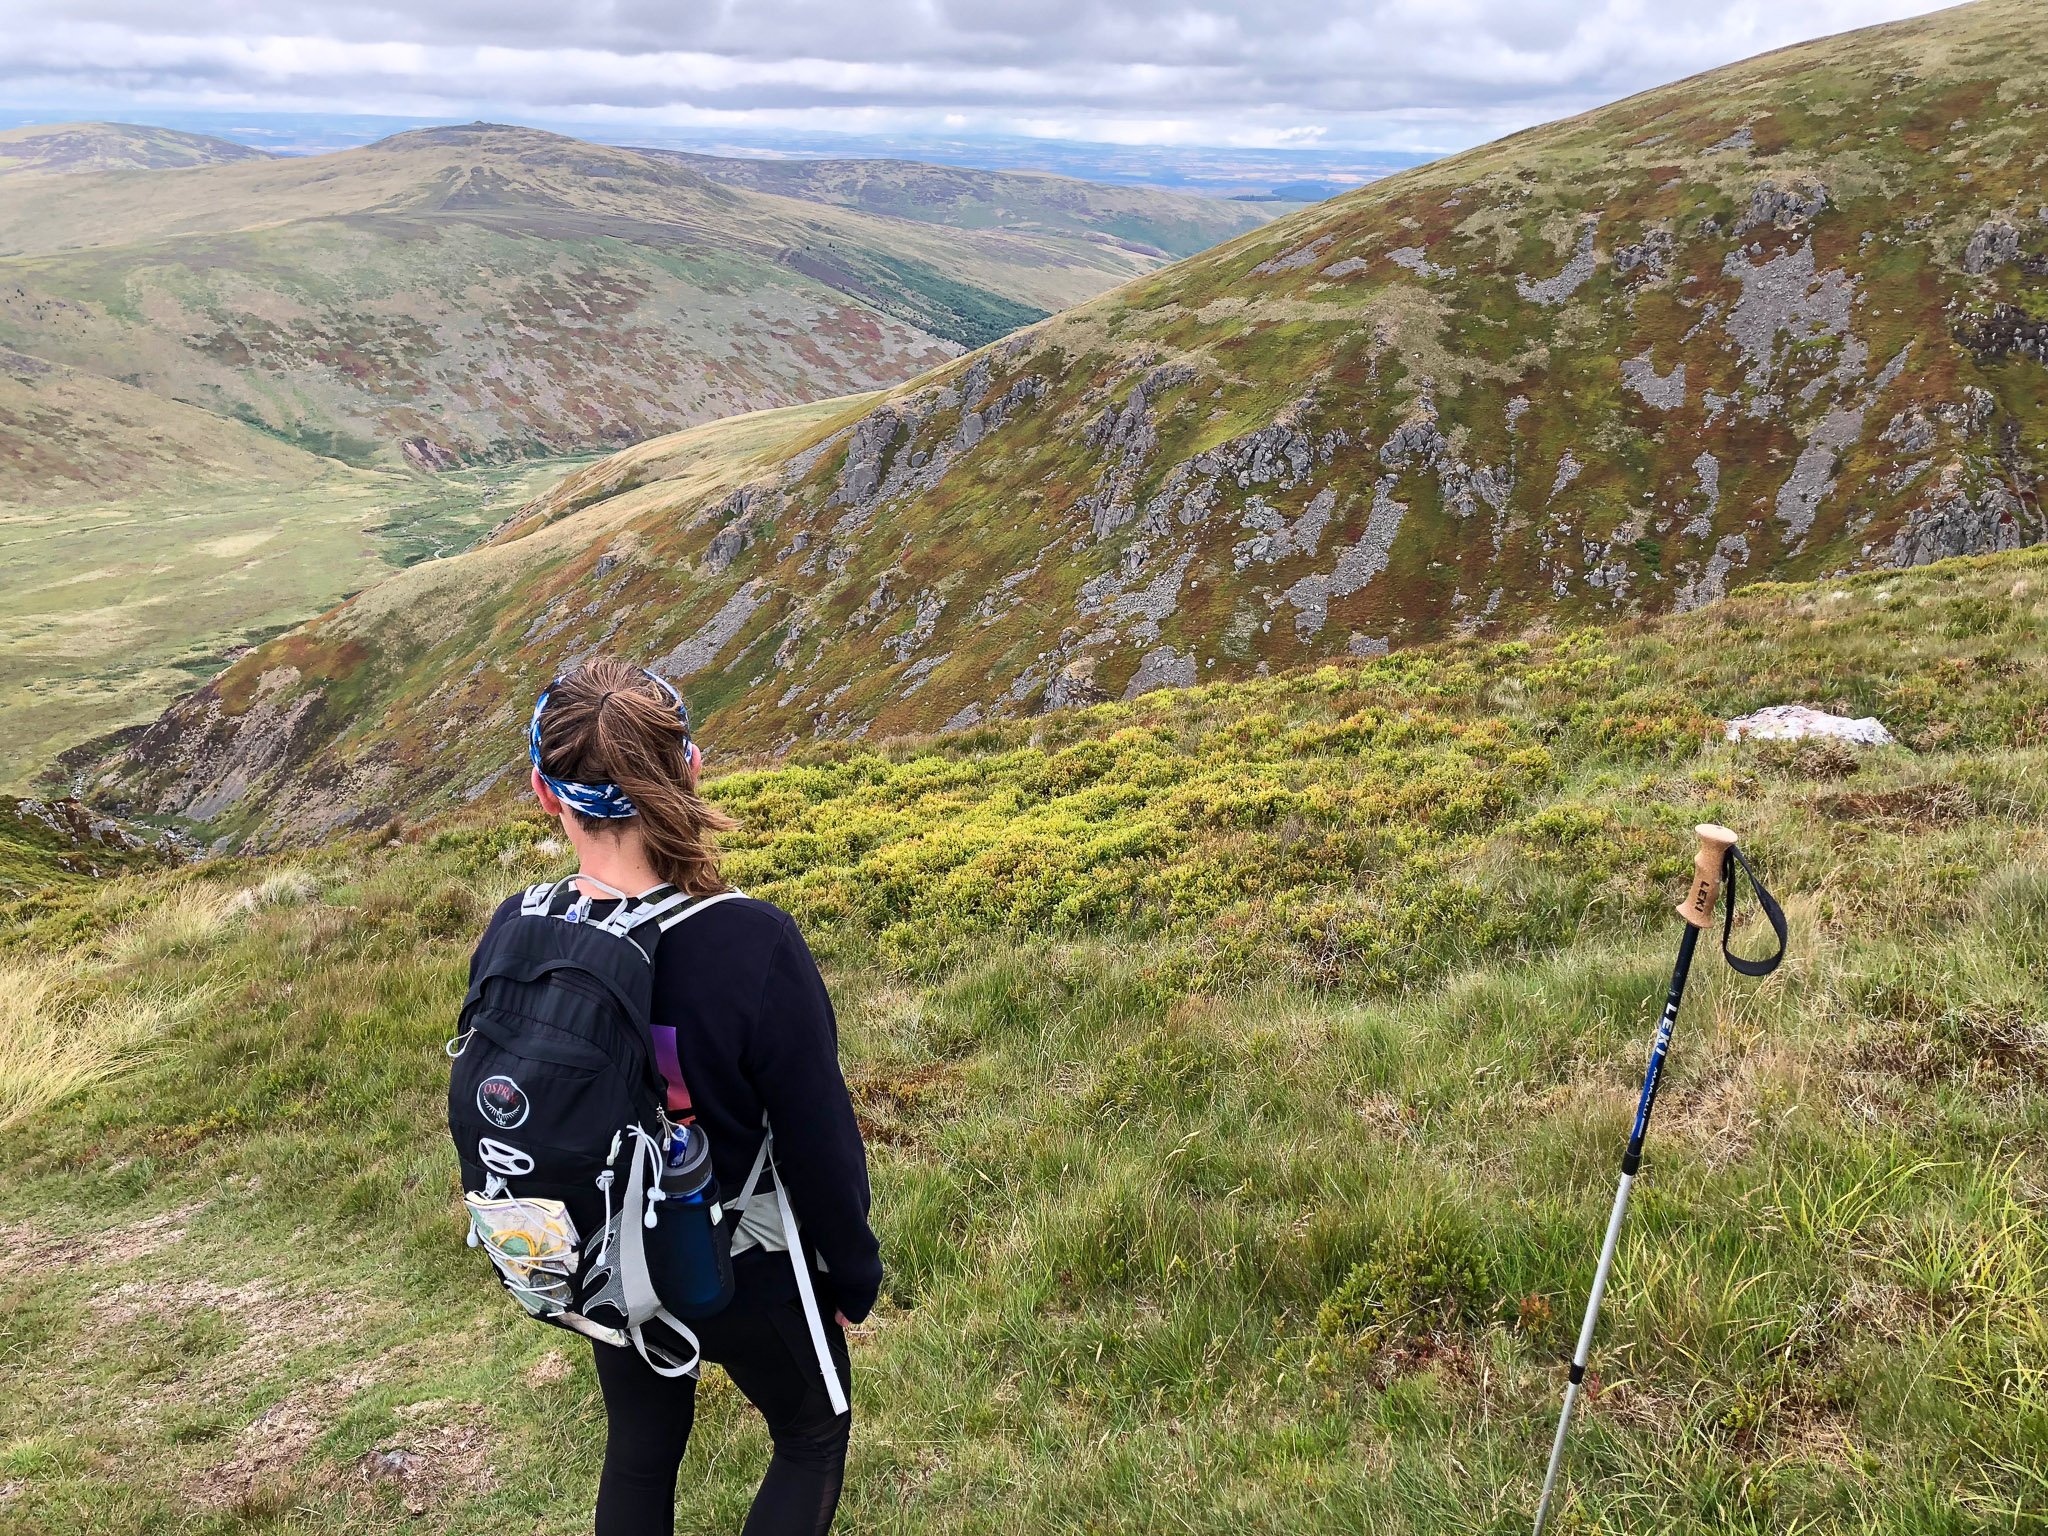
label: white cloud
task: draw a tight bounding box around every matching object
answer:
[0,1,1960,152]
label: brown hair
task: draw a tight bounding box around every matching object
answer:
[534,656,735,897]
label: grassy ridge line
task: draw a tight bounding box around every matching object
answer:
[0,550,2043,1532]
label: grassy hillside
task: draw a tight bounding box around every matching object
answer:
[668,153,1277,258]
[0,122,275,178]
[0,122,1267,504]
[102,0,2048,848]
[3,549,2044,1533]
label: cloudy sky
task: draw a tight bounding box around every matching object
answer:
[1,0,1961,153]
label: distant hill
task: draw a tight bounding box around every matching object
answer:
[0,121,275,178]
[660,153,1281,258]
[0,123,1275,500]
[94,0,2048,846]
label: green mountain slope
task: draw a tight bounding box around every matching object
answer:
[94,0,2048,845]
[665,151,1278,258]
[0,121,276,178]
[0,123,1267,501]
[6,549,2046,1532]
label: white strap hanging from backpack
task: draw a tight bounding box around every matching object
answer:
[642,885,843,1411]
[732,1116,849,1417]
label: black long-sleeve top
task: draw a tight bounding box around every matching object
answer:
[473,891,883,1323]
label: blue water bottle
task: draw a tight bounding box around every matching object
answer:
[645,1120,736,1318]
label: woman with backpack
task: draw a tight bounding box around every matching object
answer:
[459,656,881,1536]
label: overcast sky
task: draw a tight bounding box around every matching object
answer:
[0,0,1962,153]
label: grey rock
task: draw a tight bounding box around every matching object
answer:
[702,526,747,576]
[1081,362,1199,539]
[652,580,771,680]
[1380,395,1447,470]
[1252,234,1334,275]
[1675,533,1750,612]
[830,408,905,507]
[1388,246,1454,279]
[1705,125,1755,154]
[1517,220,1599,305]
[1044,654,1110,712]
[1886,463,2035,567]
[1775,407,1866,539]
[1620,352,1686,411]
[1614,229,1675,278]
[1962,220,2021,275]
[1122,645,1199,699]
[1721,240,1855,383]
[1284,476,1408,637]
[1733,180,1829,235]
[1549,452,1584,502]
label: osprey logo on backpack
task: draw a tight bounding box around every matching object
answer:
[477,1074,530,1128]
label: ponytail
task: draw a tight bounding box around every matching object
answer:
[531,656,735,897]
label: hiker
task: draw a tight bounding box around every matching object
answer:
[458,656,881,1536]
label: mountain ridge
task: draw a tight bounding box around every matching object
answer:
[92,0,2048,846]
[0,122,1277,498]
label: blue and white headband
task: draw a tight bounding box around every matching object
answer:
[529,669,693,819]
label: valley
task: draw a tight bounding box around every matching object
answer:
[0,122,1276,789]
[96,0,2048,851]
[0,452,598,795]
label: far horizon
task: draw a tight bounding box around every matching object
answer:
[0,108,1435,199]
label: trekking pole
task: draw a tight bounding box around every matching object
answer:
[1530,824,1786,1536]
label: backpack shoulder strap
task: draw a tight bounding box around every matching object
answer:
[655,889,748,933]
[588,885,691,940]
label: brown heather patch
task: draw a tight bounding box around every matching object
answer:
[848,1060,963,1149]
[1816,781,1973,830]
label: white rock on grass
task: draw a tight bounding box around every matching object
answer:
[1725,704,1895,746]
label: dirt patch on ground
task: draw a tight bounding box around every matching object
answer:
[186,1366,381,1510]
[524,1347,574,1386]
[89,1273,369,1369]
[1815,782,1971,830]
[353,1400,499,1517]
[0,1200,208,1274]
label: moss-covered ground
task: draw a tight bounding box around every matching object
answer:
[0,549,2041,1532]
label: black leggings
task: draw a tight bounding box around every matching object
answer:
[591,1299,852,1536]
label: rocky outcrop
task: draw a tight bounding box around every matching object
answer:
[1884,463,2035,567]
[1122,645,1198,699]
[1517,220,1598,305]
[1733,179,1829,235]
[1961,220,2021,275]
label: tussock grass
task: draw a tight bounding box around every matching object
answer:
[0,956,196,1128]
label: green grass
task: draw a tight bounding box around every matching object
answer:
[0,551,2042,1533]
[0,455,596,794]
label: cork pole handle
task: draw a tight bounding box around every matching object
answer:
[1675,824,1739,927]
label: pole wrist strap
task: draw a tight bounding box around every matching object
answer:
[1719,846,1787,978]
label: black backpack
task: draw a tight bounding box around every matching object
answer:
[447,877,741,1376]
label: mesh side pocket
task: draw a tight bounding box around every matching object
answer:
[466,1193,582,1318]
